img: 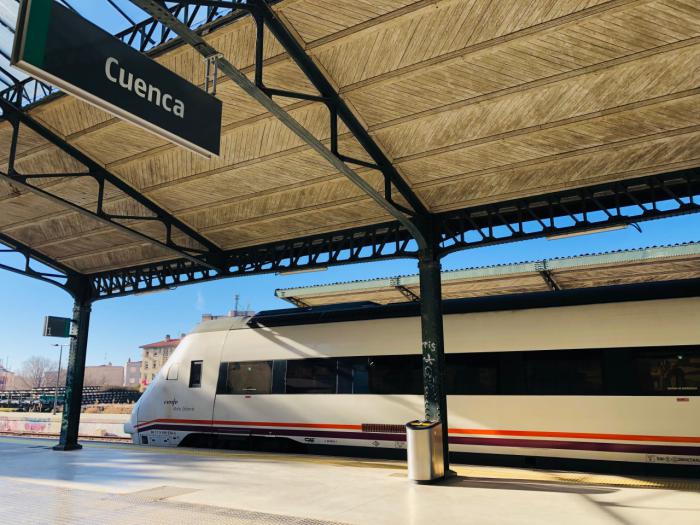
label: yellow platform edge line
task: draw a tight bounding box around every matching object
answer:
[92,440,700,491]
[451,465,700,491]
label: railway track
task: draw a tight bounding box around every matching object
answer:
[0,431,131,443]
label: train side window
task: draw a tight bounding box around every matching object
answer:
[445,353,499,394]
[218,361,272,395]
[285,358,337,394]
[189,360,202,388]
[216,363,228,394]
[525,350,603,395]
[631,347,700,395]
[602,348,634,395]
[334,357,370,393]
[337,359,354,394]
[166,363,179,380]
[352,358,370,394]
[369,355,422,394]
[272,360,287,394]
[499,352,525,394]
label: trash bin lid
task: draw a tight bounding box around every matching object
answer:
[405,420,440,429]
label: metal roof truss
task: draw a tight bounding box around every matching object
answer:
[87,167,700,300]
[0,98,228,272]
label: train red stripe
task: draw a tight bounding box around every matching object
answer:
[135,418,700,443]
[135,422,700,457]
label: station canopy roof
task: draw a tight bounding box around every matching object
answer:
[276,242,700,306]
[0,0,698,298]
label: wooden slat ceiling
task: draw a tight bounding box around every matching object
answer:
[276,243,700,306]
[1,0,699,273]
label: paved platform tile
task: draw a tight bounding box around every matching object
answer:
[0,478,349,525]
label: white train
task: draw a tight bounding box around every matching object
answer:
[125,284,700,471]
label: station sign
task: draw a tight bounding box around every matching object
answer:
[12,0,222,157]
[43,316,71,337]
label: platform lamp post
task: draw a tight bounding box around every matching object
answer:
[51,343,68,415]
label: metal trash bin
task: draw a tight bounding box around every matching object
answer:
[406,420,444,482]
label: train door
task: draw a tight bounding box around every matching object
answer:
[212,357,279,443]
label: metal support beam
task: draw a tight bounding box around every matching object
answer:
[438,168,700,255]
[390,278,420,302]
[416,220,449,478]
[397,285,420,302]
[53,281,92,451]
[114,1,258,54]
[131,0,427,249]
[249,0,427,218]
[90,220,413,299]
[146,1,416,217]
[537,267,560,292]
[539,270,560,291]
[80,169,700,300]
[535,261,560,291]
[0,101,227,272]
[0,230,76,293]
[0,3,268,108]
[284,296,310,308]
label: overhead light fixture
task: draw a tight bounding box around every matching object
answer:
[547,224,628,241]
[277,267,328,276]
[134,286,177,296]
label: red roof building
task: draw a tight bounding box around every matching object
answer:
[140,335,182,350]
[139,334,183,391]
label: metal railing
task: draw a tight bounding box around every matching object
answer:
[0,386,141,411]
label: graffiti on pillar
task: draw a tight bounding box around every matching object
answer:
[422,341,439,420]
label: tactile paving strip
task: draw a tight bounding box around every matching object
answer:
[0,478,349,525]
[449,465,700,491]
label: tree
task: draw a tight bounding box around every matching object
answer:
[20,356,56,388]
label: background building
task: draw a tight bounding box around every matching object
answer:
[84,364,124,387]
[0,364,29,390]
[45,364,124,388]
[139,335,182,391]
[0,364,9,390]
[124,358,141,387]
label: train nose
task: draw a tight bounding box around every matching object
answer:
[124,402,139,435]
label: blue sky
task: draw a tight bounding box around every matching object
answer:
[1,213,698,372]
[0,0,217,85]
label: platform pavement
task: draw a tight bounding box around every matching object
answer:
[0,436,698,525]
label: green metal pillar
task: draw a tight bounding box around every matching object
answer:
[53,289,91,451]
[417,231,450,477]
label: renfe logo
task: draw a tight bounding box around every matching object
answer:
[105,57,185,118]
[163,397,179,406]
